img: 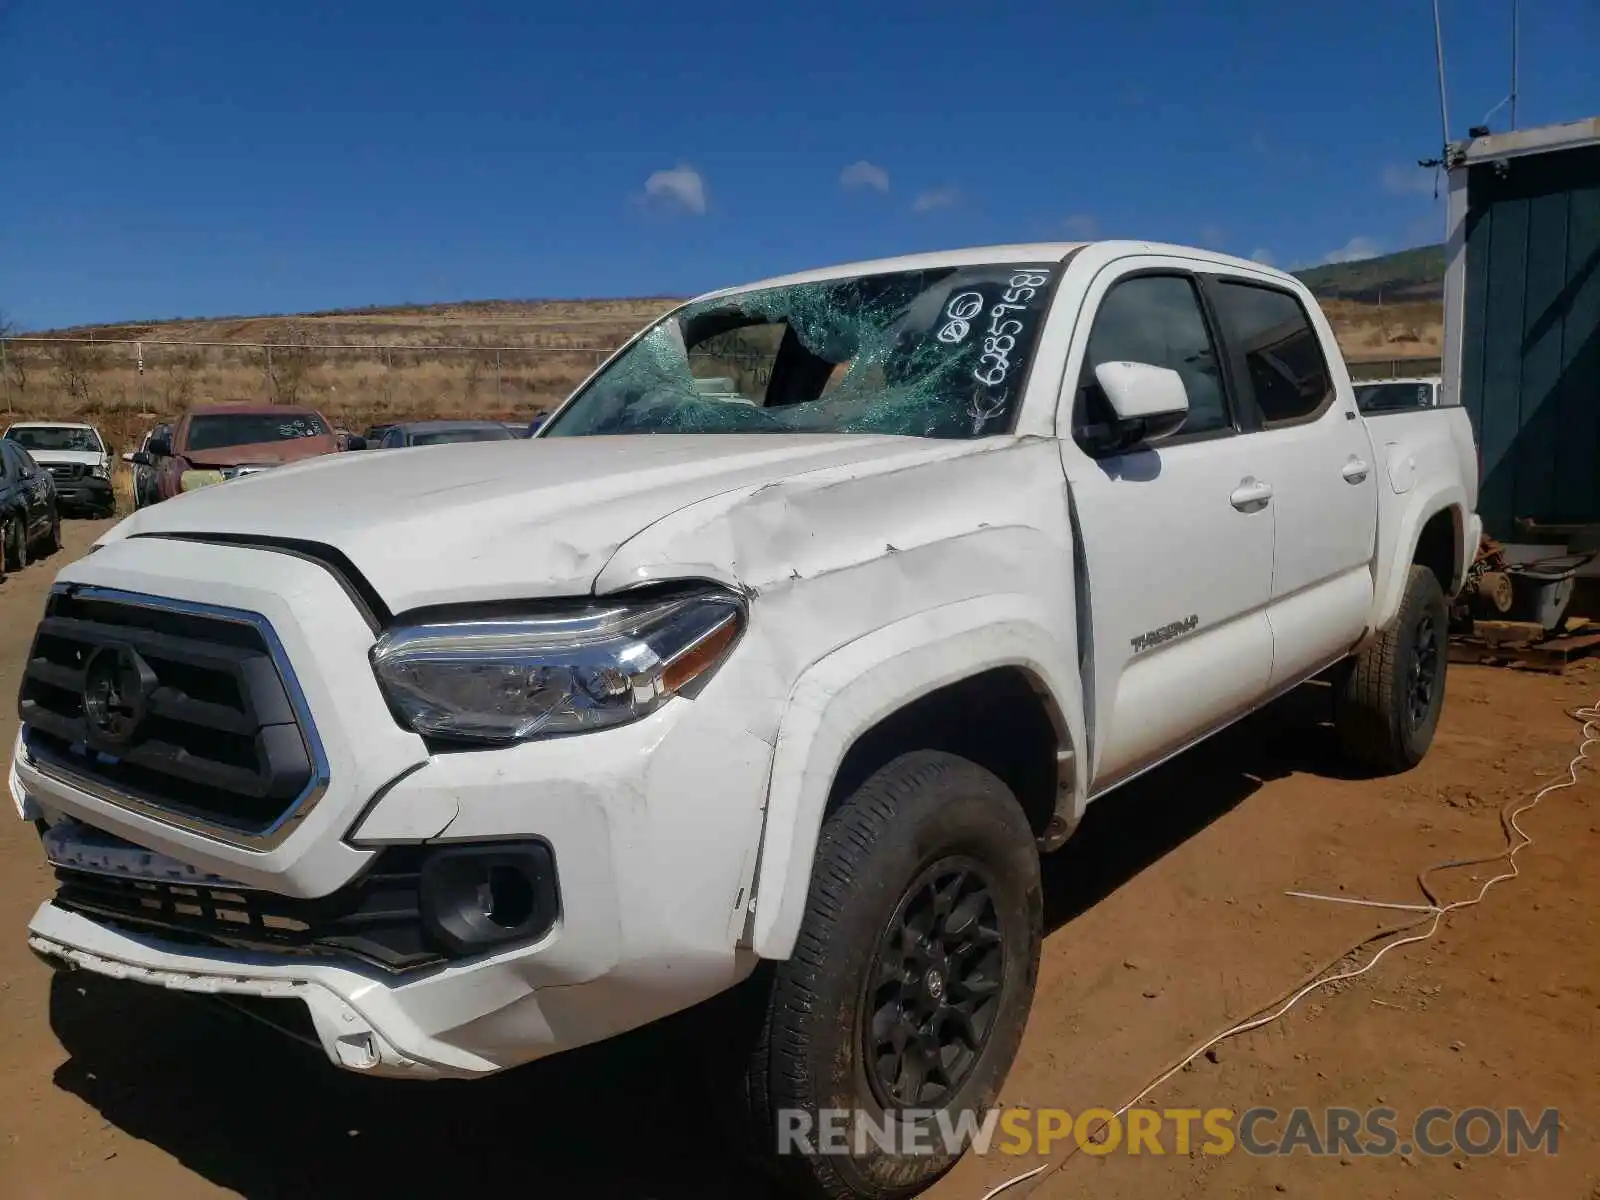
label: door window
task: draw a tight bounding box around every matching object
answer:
[1209,282,1334,426]
[1074,274,1231,450]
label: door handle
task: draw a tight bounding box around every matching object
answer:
[1341,458,1370,483]
[1230,477,1273,511]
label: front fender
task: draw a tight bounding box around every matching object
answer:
[746,593,1084,961]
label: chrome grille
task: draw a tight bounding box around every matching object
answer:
[17,586,327,843]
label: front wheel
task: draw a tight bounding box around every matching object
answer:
[730,751,1042,1199]
[1335,564,1449,772]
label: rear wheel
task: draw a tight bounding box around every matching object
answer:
[1335,564,1449,772]
[42,508,63,554]
[2,511,26,574]
[726,751,1042,1199]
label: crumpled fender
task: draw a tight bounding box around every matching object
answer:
[745,592,1084,961]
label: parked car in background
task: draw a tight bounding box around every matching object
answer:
[122,424,170,509]
[3,422,115,517]
[0,439,60,577]
[131,403,351,503]
[1354,375,1440,414]
[374,419,516,448]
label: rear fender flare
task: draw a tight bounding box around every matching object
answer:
[1371,484,1469,633]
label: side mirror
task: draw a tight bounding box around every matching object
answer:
[148,436,173,458]
[1094,361,1190,445]
[130,451,153,467]
[345,435,367,451]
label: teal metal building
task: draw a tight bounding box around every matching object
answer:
[1446,117,1600,540]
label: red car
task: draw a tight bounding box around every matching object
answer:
[133,403,353,503]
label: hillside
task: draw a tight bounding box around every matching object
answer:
[5,252,1443,455]
[1294,243,1446,302]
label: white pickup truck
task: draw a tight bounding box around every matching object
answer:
[13,241,1479,1198]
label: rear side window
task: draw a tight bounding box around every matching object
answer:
[1209,282,1334,426]
[1075,274,1230,444]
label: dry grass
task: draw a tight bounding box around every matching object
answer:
[3,296,1442,455]
[1321,298,1442,359]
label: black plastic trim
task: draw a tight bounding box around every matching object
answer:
[131,532,390,632]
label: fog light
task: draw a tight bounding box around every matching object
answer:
[419,842,559,955]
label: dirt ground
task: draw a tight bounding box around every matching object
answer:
[0,521,1596,1199]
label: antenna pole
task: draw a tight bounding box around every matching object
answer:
[1433,0,1452,149]
[1510,0,1519,129]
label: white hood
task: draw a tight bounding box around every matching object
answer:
[27,449,106,469]
[101,434,994,612]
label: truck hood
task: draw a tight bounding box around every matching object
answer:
[179,437,338,468]
[102,434,994,612]
[24,449,106,469]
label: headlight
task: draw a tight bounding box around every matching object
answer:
[89,464,110,479]
[370,587,746,745]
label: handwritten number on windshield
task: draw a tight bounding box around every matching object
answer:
[973,271,1051,388]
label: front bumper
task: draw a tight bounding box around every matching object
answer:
[52,475,114,511]
[13,534,777,1077]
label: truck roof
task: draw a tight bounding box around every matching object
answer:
[704,240,1302,302]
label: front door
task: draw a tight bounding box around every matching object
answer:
[1059,265,1276,792]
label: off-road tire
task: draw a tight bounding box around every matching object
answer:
[2,511,26,574]
[1335,564,1449,772]
[727,750,1042,1199]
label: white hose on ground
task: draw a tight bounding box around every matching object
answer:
[979,698,1600,1199]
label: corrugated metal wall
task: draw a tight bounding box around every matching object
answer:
[1460,141,1600,538]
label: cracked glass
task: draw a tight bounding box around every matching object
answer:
[542,263,1061,440]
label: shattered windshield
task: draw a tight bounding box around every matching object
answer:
[541,262,1061,439]
[6,426,103,453]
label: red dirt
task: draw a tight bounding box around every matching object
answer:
[1,521,1596,1198]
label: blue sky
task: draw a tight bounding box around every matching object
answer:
[2,0,1596,330]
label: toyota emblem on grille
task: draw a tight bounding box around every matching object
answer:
[82,645,157,745]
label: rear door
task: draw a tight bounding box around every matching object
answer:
[1058,260,1277,792]
[1201,276,1379,689]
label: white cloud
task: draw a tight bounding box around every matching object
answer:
[840,160,890,193]
[911,186,960,214]
[1062,213,1099,239]
[1250,247,1276,266]
[1322,236,1382,264]
[1199,223,1228,249]
[1381,163,1439,196]
[640,164,707,215]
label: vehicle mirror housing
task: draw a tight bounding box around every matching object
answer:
[1094,361,1190,444]
[129,451,153,467]
[345,435,367,451]
[147,436,173,457]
